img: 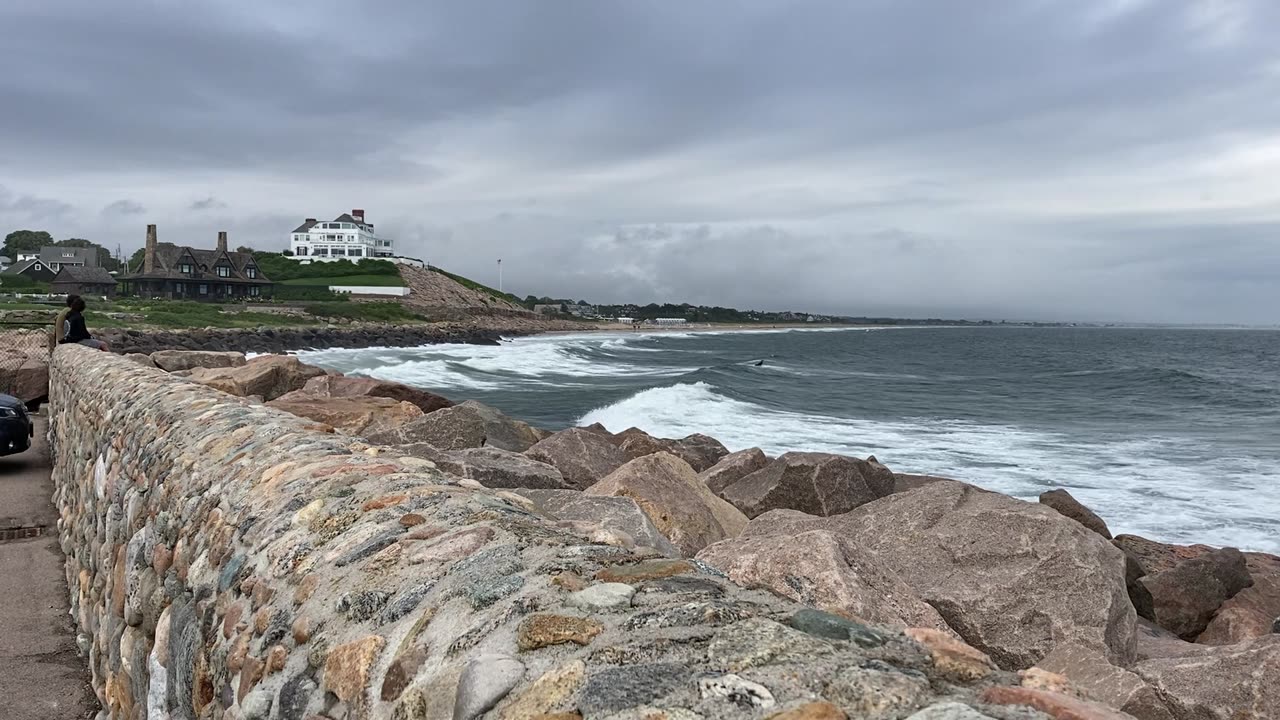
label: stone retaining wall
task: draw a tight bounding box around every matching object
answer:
[49,345,1043,720]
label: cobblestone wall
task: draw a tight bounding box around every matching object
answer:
[49,345,1045,720]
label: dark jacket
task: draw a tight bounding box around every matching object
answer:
[61,311,91,343]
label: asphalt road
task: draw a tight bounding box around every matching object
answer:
[0,416,98,720]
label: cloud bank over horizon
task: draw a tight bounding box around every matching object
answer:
[2,0,1279,323]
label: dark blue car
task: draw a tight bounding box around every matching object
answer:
[0,393,33,456]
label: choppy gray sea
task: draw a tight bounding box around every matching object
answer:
[300,326,1280,553]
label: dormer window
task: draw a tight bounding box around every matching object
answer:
[180,263,194,274]
[246,266,258,279]
[216,266,231,278]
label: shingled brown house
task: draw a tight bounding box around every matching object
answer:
[119,225,272,301]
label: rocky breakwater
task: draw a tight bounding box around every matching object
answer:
[98,322,528,356]
[50,345,1084,720]
[54,347,1279,720]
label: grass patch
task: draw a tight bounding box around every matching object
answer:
[282,274,406,287]
[302,302,421,323]
[0,301,61,311]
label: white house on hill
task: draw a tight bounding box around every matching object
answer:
[289,209,394,262]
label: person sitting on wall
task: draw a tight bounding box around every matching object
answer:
[58,297,110,352]
[49,293,81,351]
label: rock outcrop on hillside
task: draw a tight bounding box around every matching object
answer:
[105,347,1280,720]
[397,264,531,313]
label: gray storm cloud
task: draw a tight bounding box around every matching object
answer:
[1,0,1278,324]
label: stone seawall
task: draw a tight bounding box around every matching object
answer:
[48,345,1090,720]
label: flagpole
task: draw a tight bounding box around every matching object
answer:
[498,258,503,293]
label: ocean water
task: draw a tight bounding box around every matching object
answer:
[297,327,1280,553]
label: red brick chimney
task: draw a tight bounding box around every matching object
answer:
[352,209,365,222]
[217,231,228,253]
[144,224,157,274]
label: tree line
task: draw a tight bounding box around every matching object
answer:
[3,229,123,271]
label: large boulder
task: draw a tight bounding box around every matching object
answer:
[364,400,542,452]
[720,452,895,519]
[1036,643,1186,720]
[512,489,680,557]
[1113,535,1214,575]
[1133,636,1280,720]
[611,427,674,459]
[585,452,747,556]
[1138,547,1252,639]
[266,395,424,435]
[433,448,571,490]
[1197,551,1280,645]
[740,481,1137,670]
[186,355,326,401]
[1039,489,1112,539]
[149,350,246,372]
[700,447,769,496]
[288,374,453,414]
[667,433,730,472]
[12,357,49,403]
[697,529,952,632]
[525,428,630,490]
[891,473,950,495]
[1134,618,1204,663]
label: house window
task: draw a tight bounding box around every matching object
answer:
[175,282,185,294]
[198,284,208,295]
[314,248,328,256]
[350,248,363,257]
[296,247,308,256]
[249,286,260,297]
[246,267,257,278]
[180,263,193,274]
[216,266,230,277]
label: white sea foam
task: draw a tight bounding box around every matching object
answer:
[578,382,1280,552]
[296,334,695,390]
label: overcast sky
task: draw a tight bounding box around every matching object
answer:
[3,1,1279,323]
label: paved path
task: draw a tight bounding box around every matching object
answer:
[0,416,97,720]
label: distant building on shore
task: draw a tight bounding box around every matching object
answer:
[118,225,273,301]
[50,265,117,298]
[653,317,688,325]
[288,209,394,262]
[1,258,56,282]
